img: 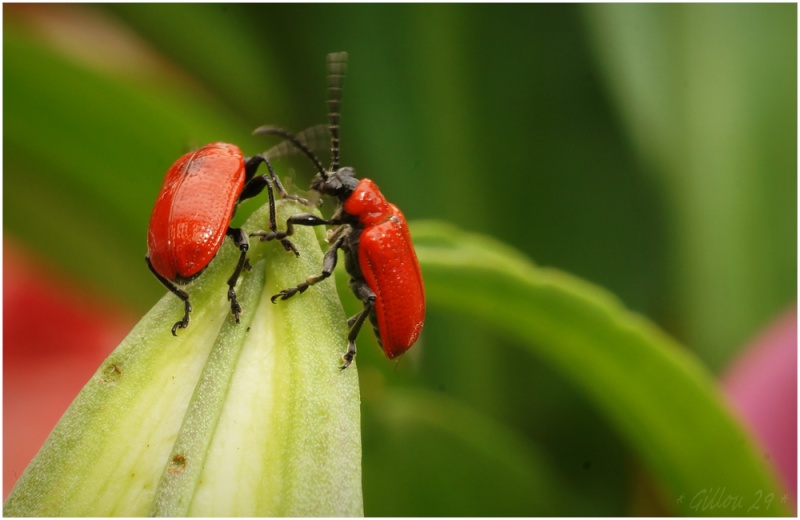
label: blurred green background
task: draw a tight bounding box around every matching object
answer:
[4,3,796,516]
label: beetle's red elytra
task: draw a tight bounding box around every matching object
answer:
[146,142,303,335]
[345,179,424,358]
[147,143,245,281]
[250,52,426,369]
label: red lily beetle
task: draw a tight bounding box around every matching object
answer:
[146,142,301,335]
[251,52,425,369]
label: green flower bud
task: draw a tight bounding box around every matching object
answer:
[5,200,363,516]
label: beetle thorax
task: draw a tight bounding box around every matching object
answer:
[343,178,392,226]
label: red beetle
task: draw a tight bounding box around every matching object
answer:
[252,52,425,369]
[146,142,300,335]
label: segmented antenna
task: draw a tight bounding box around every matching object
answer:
[261,123,329,161]
[253,125,328,178]
[327,52,347,171]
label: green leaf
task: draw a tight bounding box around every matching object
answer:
[4,200,363,516]
[411,221,789,516]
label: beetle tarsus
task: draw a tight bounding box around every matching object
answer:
[171,300,192,336]
[340,343,356,370]
[280,238,300,256]
[228,287,242,323]
[338,297,374,370]
[270,285,305,303]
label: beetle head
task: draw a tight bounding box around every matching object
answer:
[313,166,359,200]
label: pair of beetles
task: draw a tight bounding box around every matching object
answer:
[145,52,425,370]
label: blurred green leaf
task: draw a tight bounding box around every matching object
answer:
[361,386,567,516]
[412,221,789,516]
[3,25,284,308]
[106,4,293,123]
[583,4,797,370]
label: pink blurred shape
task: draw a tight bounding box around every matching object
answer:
[3,239,135,499]
[722,304,797,512]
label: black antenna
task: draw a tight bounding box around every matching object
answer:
[327,52,347,171]
[260,124,329,163]
[253,125,328,178]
